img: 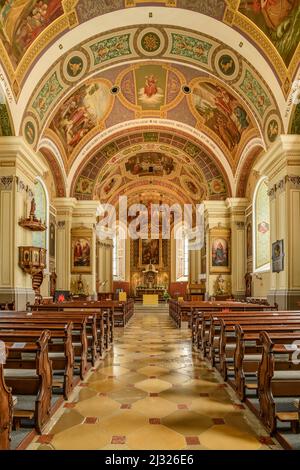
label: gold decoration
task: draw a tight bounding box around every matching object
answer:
[71,275,90,296]
[234,13,287,83]
[19,198,46,232]
[19,246,47,276]
[223,8,235,25]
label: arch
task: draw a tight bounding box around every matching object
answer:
[39,146,67,197]
[14,12,284,136]
[235,141,264,197]
[68,121,234,200]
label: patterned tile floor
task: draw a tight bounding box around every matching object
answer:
[27,306,281,450]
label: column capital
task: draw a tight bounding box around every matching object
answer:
[53,197,77,213]
[0,136,48,183]
[225,198,249,213]
[254,135,300,180]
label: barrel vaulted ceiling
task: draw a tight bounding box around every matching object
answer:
[0,1,299,201]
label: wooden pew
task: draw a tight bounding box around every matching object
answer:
[31,302,113,351]
[0,359,13,450]
[0,314,89,380]
[234,325,300,401]
[0,321,74,399]
[258,331,300,434]
[194,308,282,357]
[217,316,300,378]
[203,311,299,362]
[171,299,276,328]
[1,330,52,434]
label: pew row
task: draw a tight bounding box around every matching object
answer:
[1,331,52,435]
[170,299,277,328]
[0,315,89,380]
[0,360,13,450]
[258,331,300,434]
[0,322,74,399]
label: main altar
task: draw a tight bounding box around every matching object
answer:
[131,238,170,302]
[136,262,165,304]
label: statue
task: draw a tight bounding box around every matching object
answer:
[214,275,228,295]
[71,275,89,296]
[245,272,252,298]
[30,198,37,218]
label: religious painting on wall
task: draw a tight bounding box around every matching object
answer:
[49,215,56,259]
[141,239,159,265]
[209,226,231,273]
[255,179,270,270]
[272,239,284,273]
[71,228,92,273]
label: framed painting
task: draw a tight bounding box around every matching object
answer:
[209,226,231,273]
[141,239,159,265]
[71,228,93,273]
[272,239,284,273]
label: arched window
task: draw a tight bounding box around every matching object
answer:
[113,225,126,281]
[253,177,270,272]
[32,178,49,270]
[175,226,189,281]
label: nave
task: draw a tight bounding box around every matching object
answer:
[26,306,280,451]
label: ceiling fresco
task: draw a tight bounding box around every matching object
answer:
[0,0,298,97]
[0,0,63,67]
[72,130,229,202]
[0,1,298,203]
[27,60,266,172]
[0,85,13,135]
[238,0,300,67]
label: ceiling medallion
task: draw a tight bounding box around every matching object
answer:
[137,28,165,56]
[141,32,161,53]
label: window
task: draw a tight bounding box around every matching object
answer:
[113,226,126,280]
[175,226,189,281]
[253,177,270,272]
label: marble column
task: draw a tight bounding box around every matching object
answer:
[53,198,77,291]
[0,137,47,309]
[202,201,230,297]
[226,199,248,298]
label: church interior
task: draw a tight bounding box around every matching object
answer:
[0,0,300,453]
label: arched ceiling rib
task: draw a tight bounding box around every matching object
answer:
[70,125,232,202]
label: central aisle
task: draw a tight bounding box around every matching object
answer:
[30,306,280,450]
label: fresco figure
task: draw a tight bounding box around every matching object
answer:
[144,75,158,98]
[239,0,300,65]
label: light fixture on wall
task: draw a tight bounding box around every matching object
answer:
[254,274,262,281]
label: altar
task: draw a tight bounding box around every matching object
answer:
[143,294,158,306]
[135,262,166,302]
